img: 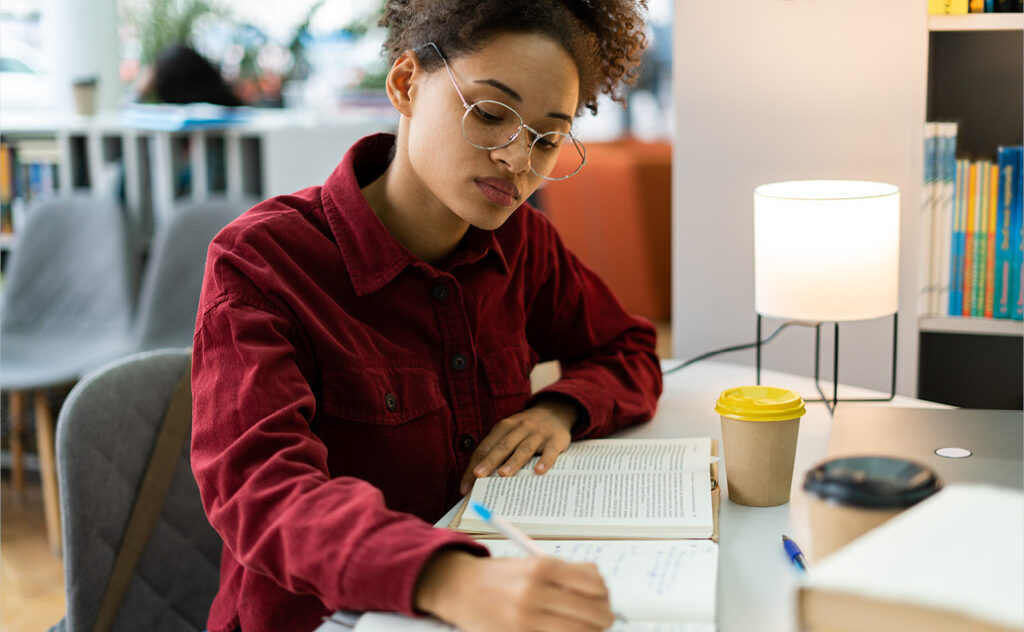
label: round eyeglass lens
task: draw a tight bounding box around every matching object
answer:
[529,132,585,181]
[462,101,523,150]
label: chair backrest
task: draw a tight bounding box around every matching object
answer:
[1,196,135,337]
[55,348,221,632]
[132,197,249,352]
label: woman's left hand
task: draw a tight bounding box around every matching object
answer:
[459,398,578,495]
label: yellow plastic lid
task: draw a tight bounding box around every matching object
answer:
[714,386,806,422]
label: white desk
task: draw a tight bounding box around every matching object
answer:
[624,360,944,632]
[319,360,944,632]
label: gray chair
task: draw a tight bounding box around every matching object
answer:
[50,348,221,632]
[131,197,249,352]
[1,196,136,554]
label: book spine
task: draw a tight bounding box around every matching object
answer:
[974,161,990,317]
[930,0,971,12]
[938,123,958,315]
[995,148,1014,318]
[921,123,939,316]
[963,162,977,316]
[969,0,986,11]
[0,142,12,235]
[1012,148,1024,320]
[984,162,998,318]
[949,159,966,316]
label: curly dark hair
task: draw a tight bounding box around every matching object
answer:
[379,0,648,116]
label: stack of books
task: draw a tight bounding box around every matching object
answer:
[920,122,1023,321]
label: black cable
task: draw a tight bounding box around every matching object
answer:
[662,320,820,376]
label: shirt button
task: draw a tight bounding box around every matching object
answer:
[384,393,398,411]
[450,354,468,371]
[459,434,476,452]
[431,284,449,300]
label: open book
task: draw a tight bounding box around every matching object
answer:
[327,539,718,632]
[450,437,718,540]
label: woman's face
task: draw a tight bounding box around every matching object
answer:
[403,32,580,231]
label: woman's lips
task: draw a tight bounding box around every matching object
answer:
[475,177,521,207]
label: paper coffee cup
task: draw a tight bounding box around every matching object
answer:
[802,456,941,562]
[72,77,98,116]
[715,386,805,507]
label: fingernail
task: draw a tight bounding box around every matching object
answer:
[501,466,512,475]
[460,482,469,495]
[535,463,546,472]
[474,466,486,476]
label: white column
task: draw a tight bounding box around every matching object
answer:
[43,0,121,113]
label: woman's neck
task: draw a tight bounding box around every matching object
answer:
[361,142,469,267]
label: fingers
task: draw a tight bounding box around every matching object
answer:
[532,560,615,631]
[458,407,575,495]
[535,434,569,474]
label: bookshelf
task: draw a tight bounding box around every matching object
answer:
[0,108,397,254]
[918,14,1023,407]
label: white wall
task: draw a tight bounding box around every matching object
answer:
[671,1,928,396]
[44,0,120,112]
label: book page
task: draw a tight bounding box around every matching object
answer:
[513,438,712,475]
[347,613,714,632]
[343,541,717,632]
[462,470,713,537]
[483,540,718,624]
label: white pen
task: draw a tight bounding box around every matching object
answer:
[468,500,628,624]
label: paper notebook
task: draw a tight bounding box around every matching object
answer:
[450,437,719,540]
[335,539,718,632]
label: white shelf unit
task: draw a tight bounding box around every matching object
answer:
[1,108,397,246]
[919,316,1024,336]
[928,13,1023,31]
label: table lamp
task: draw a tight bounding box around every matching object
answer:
[753,180,900,412]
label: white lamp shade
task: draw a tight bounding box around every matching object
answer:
[754,180,900,322]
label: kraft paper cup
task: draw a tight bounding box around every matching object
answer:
[715,386,805,507]
[72,77,98,116]
[802,456,941,562]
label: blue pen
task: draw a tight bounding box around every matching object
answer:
[782,535,810,572]
[470,501,629,623]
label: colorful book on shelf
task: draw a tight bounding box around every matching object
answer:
[949,159,968,317]
[920,123,939,316]
[994,148,1016,318]
[1013,149,1024,320]
[962,162,977,316]
[984,161,998,318]
[928,0,969,13]
[972,162,988,317]
[937,123,958,315]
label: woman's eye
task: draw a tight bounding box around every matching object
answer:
[471,105,505,123]
[535,135,562,150]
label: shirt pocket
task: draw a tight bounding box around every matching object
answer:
[321,365,447,425]
[481,346,534,397]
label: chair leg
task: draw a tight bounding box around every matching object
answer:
[33,390,62,556]
[8,390,26,505]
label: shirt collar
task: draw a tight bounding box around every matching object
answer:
[321,134,509,297]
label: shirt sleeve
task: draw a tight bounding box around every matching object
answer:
[523,213,663,439]
[191,272,485,615]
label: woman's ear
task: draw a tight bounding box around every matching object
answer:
[385,51,420,117]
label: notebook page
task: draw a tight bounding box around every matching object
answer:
[514,438,713,475]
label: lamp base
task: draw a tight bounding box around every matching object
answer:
[755,313,898,415]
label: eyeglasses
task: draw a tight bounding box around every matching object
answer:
[421,42,586,181]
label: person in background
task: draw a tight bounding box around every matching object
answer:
[138,43,241,106]
[190,2,660,631]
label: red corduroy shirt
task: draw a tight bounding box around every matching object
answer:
[190,133,663,632]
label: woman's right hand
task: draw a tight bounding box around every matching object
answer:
[414,549,616,632]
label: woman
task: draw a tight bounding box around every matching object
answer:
[191,2,660,631]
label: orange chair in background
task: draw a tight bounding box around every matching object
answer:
[537,139,672,322]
